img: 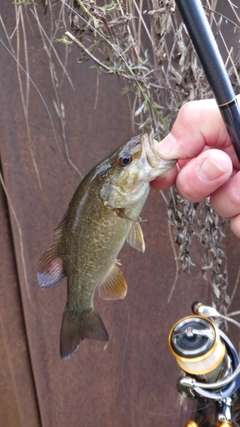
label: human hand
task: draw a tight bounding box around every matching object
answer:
[152,97,240,237]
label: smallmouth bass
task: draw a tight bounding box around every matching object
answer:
[37,132,175,360]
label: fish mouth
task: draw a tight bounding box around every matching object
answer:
[143,131,176,170]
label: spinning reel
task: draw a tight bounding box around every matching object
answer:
[168,302,240,427]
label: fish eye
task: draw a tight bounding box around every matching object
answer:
[118,152,132,167]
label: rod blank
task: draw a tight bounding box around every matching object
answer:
[176,0,240,161]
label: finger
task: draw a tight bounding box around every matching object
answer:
[210,171,240,217]
[230,214,240,238]
[155,98,239,166]
[175,149,232,202]
[151,164,178,190]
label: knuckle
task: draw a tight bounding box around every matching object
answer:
[178,101,196,124]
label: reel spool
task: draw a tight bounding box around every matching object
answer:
[169,315,227,383]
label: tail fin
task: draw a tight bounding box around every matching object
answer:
[60,307,109,360]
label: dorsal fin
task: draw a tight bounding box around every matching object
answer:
[37,219,66,290]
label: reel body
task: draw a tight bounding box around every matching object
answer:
[168,303,240,426]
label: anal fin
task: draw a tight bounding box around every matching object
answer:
[99,262,127,300]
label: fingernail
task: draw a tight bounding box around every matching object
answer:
[156,133,177,159]
[198,156,227,181]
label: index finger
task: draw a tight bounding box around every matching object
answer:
[155,98,239,168]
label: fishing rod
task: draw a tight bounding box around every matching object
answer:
[175,0,240,162]
[168,3,240,424]
[169,302,240,427]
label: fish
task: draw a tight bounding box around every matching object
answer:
[37,131,175,360]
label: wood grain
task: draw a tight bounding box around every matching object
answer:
[0,3,240,427]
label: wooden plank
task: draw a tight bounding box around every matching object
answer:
[1,3,240,427]
[0,183,40,427]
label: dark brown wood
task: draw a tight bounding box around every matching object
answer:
[0,3,240,427]
[0,184,40,427]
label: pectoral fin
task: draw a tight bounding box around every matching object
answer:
[99,262,127,300]
[126,221,145,253]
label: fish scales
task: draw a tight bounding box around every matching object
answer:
[60,181,138,308]
[37,132,176,360]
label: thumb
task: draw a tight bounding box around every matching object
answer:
[175,149,232,202]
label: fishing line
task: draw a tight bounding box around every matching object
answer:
[121,298,209,418]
